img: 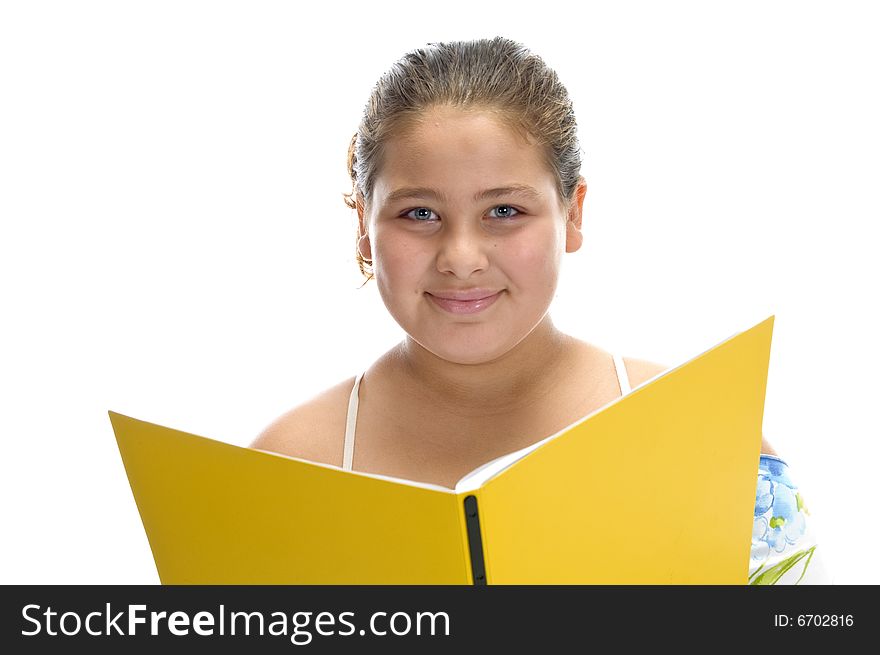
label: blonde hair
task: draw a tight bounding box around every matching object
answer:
[343,36,583,280]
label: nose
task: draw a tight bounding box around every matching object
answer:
[435,221,491,278]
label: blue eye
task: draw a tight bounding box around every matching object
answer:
[489,205,520,219]
[404,207,438,221]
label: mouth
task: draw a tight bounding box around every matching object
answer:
[425,290,503,315]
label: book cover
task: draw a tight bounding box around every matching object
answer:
[110,315,774,584]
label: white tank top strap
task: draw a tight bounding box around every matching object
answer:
[612,353,631,395]
[342,372,364,471]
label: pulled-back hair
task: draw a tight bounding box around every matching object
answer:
[343,36,583,280]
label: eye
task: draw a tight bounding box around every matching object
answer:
[488,205,521,220]
[400,205,522,221]
[403,207,438,221]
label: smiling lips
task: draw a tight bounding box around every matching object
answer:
[426,288,503,314]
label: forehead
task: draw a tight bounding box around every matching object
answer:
[372,107,557,206]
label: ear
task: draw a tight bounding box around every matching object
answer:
[356,194,372,261]
[565,176,587,253]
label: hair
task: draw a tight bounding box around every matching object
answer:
[342,36,583,281]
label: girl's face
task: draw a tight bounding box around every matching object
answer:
[359,106,585,365]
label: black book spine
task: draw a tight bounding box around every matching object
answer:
[463,495,487,585]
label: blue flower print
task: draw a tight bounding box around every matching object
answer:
[750,455,808,566]
[754,477,774,516]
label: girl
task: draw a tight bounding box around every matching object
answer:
[251,36,829,584]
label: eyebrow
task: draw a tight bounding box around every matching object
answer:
[383,184,544,205]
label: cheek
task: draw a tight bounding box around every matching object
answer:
[504,230,563,287]
[373,231,426,288]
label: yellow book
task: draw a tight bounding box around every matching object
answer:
[109,315,774,584]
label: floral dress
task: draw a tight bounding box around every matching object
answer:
[749,454,831,584]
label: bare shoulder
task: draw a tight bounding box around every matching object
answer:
[248,376,357,467]
[620,354,779,457]
[620,355,668,388]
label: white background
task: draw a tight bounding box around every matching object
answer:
[1,0,877,584]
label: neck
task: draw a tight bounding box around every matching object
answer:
[389,315,576,418]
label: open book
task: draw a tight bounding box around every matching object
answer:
[110,316,774,584]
